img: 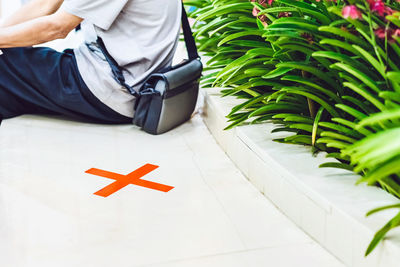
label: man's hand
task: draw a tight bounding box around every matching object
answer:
[0,10,83,48]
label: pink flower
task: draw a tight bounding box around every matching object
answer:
[370,0,386,16]
[374,27,387,39]
[258,14,268,27]
[342,5,362,20]
[251,6,268,27]
[259,0,267,7]
[250,0,273,7]
[374,27,400,43]
[252,6,260,17]
[250,0,272,26]
[367,0,393,17]
[278,12,292,18]
[259,0,273,6]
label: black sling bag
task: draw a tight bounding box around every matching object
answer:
[96,5,203,135]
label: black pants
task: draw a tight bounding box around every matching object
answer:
[0,47,131,124]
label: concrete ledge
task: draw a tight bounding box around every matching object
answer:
[200,87,400,267]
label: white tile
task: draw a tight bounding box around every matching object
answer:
[379,233,400,267]
[300,196,327,245]
[202,96,222,140]
[144,243,344,267]
[183,121,313,250]
[278,179,305,224]
[202,89,400,266]
[352,226,381,267]
[226,136,251,178]
[0,114,340,267]
[247,151,268,194]
[260,166,283,207]
[218,128,235,155]
[325,209,354,266]
[0,116,244,267]
[202,94,234,152]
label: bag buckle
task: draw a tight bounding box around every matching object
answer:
[140,87,160,96]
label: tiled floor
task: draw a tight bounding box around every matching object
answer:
[0,2,344,265]
[0,114,344,267]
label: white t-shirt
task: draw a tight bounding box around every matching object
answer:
[61,0,182,117]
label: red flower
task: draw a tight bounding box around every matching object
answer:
[374,27,400,43]
[278,12,292,18]
[371,0,386,16]
[251,5,268,27]
[250,0,272,26]
[367,0,393,17]
[259,0,267,7]
[342,5,362,20]
[374,27,387,39]
[250,0,273,7]
[252,6,260,16]
[259,15,268,27]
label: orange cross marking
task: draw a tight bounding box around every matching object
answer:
[85,164,174,197]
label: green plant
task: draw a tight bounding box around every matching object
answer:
[187,0,400,256]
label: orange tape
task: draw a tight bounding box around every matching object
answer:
[86,164,174,197]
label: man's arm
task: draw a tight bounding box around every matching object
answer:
[0,10,83,48]
[1,0,64,28]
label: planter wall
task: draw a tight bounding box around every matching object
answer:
[201,87,400,267]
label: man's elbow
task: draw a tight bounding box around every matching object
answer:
[54,26,70,40]
[45,19,71,40]
[38,12,82,43]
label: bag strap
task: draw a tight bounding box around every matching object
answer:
[96,4,198,97]
[181,4,199,60]
[97,37,138,97]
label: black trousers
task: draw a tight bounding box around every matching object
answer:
[0,47,131,124]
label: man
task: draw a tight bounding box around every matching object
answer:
[0,0,182,123]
